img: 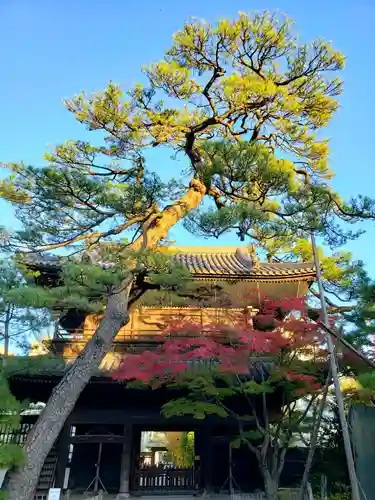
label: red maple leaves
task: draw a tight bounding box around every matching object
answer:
[113,297,326,394]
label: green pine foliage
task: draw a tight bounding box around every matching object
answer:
[0,378,25,470]
[0,11,374,298]
[4,250,190,316]
[0,260,51,354]
[0,355,66,378]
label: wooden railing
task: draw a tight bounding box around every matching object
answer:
[0,422,58,500]
[54,327,239,344]
[0,422,33,445]
[53,306,253,344]
[133,466,197,492]
[54,328,167,343]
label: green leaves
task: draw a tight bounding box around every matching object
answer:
[0,378,24,429]
[182,139,372,247]
[2,154,169,254]
[240,380,274,395]
[1,355,67,378]
[163,397,228,420]
[185,373,235,399]
[0,444,25,469]
[232,430,263,448]
[0,260,51,354]
[0,377,25,469]
[144,61,201,99]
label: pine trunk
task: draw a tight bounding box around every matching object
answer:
[5,281,132,500]
[4,179,207,500]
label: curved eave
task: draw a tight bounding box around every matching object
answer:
[189,273,316,283]
[21,253,317,285]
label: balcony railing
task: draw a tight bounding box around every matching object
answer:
[54,327,168,343]
[53,307,254,345]
[53,327,237,344]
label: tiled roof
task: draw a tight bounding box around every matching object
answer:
[21,246,315,281]
[171,246,315,279]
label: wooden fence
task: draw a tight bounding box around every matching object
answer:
[133,466,197,492]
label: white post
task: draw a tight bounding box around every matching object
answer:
[306,482,314,500]
[0,469,7,488]
[320,475,327,500]
[310,233,360,500]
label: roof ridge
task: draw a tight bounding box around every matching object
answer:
[170,245,248,254]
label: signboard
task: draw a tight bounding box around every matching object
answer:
[47,488,61,500]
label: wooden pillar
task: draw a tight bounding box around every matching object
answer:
[54,422,71,489]
[116,425,133,499]
[204,425,213,494]
[196,425,213,495]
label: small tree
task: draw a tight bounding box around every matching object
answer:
[114,297,326,500]
[0,377,24,486]
[0,260,51,358]
[165,431,195,467]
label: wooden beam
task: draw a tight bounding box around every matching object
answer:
[70,434,127,444]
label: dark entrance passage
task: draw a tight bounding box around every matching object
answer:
[133,430,197,494]
[67,424,123,494]
[68,442,122,493]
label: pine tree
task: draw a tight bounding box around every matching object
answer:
[0,377,25,497]
[1,11,375,500]
[0,260,51,357]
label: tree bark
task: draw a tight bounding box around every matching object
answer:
[3,306,10,357]
[4,178,207,500]
[5,280,132,500]
[298,370,331,500]
[262,469,279,500]
[260,446,286,500]
[131,178,207,250]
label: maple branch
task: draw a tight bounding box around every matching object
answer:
[234,373,266,437]
[218,398,261,458]
[261,370,269,433]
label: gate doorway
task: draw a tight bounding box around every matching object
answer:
[68,441,122,493]
[67,424,123,494]
[134,430,197,494]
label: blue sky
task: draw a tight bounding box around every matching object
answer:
[1,0,375,273]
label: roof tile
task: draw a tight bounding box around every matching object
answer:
[172,251,314,279]
[22,246,316,280]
